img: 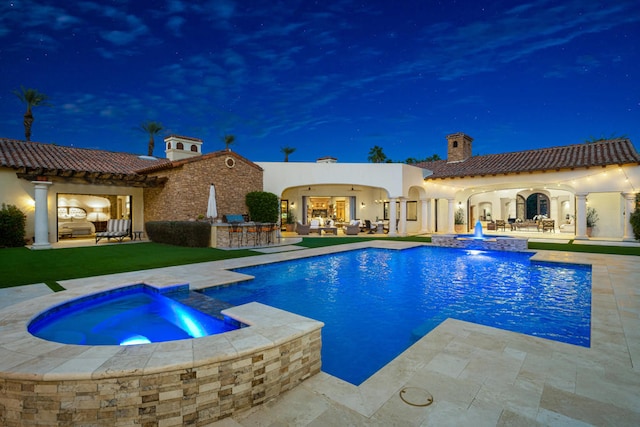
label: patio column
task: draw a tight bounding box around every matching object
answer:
[447,198,455,234]
[622,192,637,241]
[574,192,588,240]
[388,197,398,236]
[420,199,430,234]
[508,197,517,220]
[398,198,407,236]
[31,181,53,250]
[550,196,559,227]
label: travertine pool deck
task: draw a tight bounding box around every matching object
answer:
[2,240,639,426]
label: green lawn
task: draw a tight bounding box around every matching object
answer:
[1,237,638,290]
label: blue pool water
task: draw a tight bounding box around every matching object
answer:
[28,284,238,345]
[201,246,592,385]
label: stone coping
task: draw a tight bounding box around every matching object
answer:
[0,279,323,382]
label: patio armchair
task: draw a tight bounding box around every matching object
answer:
[541,219,555,232]
[495,219,506,231]
[296,222,310,235]
[309,219,321,234]
[345,220,360,235]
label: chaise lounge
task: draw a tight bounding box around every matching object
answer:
[95,219,131,243]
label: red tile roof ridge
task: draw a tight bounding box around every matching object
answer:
[417,138,640,179]
[0,138,171,174]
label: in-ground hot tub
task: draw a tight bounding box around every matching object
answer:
[28,284,240,346]
[0,280,323,425]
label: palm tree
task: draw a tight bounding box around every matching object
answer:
[281,146,296,162]
[13,86,50,141]
[222,134,235,151]
[367,145,388,163]
[139,121,163,156]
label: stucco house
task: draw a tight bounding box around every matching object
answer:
[1,132,639,248]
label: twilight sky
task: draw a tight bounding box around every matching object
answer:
[1,0,639,163]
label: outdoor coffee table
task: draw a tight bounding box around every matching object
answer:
[321,227,338,235]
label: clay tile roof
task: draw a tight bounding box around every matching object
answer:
[0,138,171,174]
[417,138,640,179]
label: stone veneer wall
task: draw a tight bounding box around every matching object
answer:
[431,235,528,251]
[144,151,263,223]
[0,330,321,426]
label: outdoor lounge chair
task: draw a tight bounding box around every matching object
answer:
[495,219,506,231]
[95,219,131,243]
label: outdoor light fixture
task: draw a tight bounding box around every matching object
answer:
[361,202,365,208]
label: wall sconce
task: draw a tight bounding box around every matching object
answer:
[290,202,295,207]
[361,202,366,208]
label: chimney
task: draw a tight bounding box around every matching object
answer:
[446,132,473,163]
[164,135,203,161]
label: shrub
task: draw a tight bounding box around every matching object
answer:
[630,194,640,241]
[0,203,27,248]
[145,221,211,247]
[245,191,279,223]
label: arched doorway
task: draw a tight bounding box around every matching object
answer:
[523,193,549,219]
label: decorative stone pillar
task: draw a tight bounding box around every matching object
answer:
[447,198,456,234]
[420,199,430,234]
[574,192,588,240]
[398,198,407,236]
[622,192,637,241]
[31,181,53,250]
[388,197,398,237]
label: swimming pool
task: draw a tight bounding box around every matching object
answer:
[201,246,591,385]
[28,284,239,345]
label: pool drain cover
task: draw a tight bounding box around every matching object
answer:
[399,387,433,407]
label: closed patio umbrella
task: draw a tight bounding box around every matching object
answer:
[206,184,217,219]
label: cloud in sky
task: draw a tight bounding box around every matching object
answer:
[0,0,638,161]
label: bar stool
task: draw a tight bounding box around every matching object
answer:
[228,223,243,247]
[245,222,259,246]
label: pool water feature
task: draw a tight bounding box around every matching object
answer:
[201,246,591,385]
[28,284,239,345]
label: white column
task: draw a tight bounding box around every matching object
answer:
[420,199,430,234]
[550,196,559,229]
[447,198,455,234]
[575,192,588,240]
[622,192,637,241]
[388,197,398,237]
[398,198,407,236]
[31,181,53,250]
[507,198,515,220]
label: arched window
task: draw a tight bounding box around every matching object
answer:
[177,142,184,149]
[526,193,549,219]
[452,141,458,148]
[190,144,198,152]
[167,142,172,149]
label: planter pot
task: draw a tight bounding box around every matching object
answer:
[586,227,592,237]
[285,224,295,232]
[454,224,465,233]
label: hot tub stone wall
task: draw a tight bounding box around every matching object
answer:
[0,329,322,426]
